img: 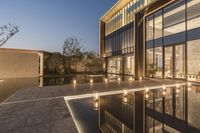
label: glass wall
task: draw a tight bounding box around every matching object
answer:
[145,0,200,82]
[175,44,185,79]
[187,0,200,82]
[124,55,135,75]
[146,48,154,77]
[164,47,173,78]
[187,40,200,82]
[154,47,163,78]
[163,0,186,38]
[107,57,122,74]
[105,24,134,57]
[105,0,157,36]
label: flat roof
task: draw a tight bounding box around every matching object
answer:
[100,0,132,23]
[0,47,46,54]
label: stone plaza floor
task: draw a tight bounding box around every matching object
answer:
[0,79,186,133]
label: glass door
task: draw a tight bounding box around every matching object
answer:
[175,44,185,79]
[164,46,173,78]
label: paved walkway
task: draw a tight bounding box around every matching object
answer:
[0,79,186,133]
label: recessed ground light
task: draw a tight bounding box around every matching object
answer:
[90,79,93,83]
[163,89,166,96]
[105,78,108,83]
[163,85,166,90]
[176,88,180,93]
[176,84,180,88]
[123,89,128,96]
[73,80,76,84]
[118,78,121,82]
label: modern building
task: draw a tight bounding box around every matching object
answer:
[0,48,44,78]
[100,0,200,82]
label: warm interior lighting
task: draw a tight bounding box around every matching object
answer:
[139,77,142,80]
[188,82,191,87]
[0,79,4,82]
[129,77,133,81]
[73,80,76,84]
[188,87,191,91]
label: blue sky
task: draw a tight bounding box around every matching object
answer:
[0,0,117,52]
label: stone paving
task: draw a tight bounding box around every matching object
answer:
[0,79,186,133]
[0,98,78,133]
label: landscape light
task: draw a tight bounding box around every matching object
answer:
[94,101,99,110]
[145,87,149,92]
[145,88,149,100]
[176,84,180,88]
[73,80,76,84]
[94,93,99,100]
[145,93,149,99]
[93,93,99,110]
[188,82,191,87]
[163,89,166,96]
[123,96,128,103]
[105,78,108,83]
[90,79,93,83]
[118,78,121,82]
[123,89,128,96]
[163,85,166,90]
[176,88,180,93]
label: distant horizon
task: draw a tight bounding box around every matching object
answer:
[0,0,117,53]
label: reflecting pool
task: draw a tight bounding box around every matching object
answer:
[98,84,200,133]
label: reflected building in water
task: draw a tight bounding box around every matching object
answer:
[99,85,200,133]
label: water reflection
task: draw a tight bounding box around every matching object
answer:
[99,85,200,133]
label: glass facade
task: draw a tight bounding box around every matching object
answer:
[105,24,134,57]
[124,55,135,75]
[105,0,158,36]
[107,57,122,74]
[145,0,200,82]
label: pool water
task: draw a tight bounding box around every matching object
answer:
[68,84,200,133]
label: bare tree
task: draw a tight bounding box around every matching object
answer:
[63,36,85,71]
[0,24,19,47]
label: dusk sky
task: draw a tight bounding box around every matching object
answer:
[0,0,117,53]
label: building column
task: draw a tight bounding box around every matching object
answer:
[38,53,44,77]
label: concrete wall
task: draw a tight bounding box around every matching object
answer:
[0,51,40,78]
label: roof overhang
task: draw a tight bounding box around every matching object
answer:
[100,0,132,23]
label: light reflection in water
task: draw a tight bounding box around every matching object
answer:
[98,85,200,133]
